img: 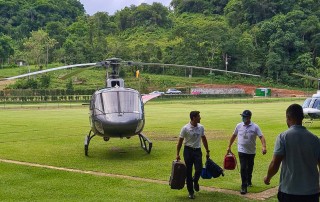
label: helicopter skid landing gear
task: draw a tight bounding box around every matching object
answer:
[85,130,96,156]
[139,133,152,154]
[304,120,313,126]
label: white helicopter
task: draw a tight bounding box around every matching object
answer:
[1,58,260,155]
[292,73,320,120]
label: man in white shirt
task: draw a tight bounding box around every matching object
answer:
[176,111,210,199]
[227,110,267,194]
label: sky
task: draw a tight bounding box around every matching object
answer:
[79,0,172,16]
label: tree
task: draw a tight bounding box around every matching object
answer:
[171,0,209,14]
[23,30,57,66]
[66,79,74,94]
[63,17,91,63]
[236,31,258,73]
[0,0,85,40]
[224,0,245,27]
[0,34,14,66]
[46,21,68,47]
[39,74,51,88]
[265,51,282,81]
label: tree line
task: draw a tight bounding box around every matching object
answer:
[1,0,320,89]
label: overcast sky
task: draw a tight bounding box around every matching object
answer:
[79,0,172,15]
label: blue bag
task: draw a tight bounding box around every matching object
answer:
[205,158,224,178]
[201,167,212,179]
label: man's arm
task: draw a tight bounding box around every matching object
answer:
[264,154,283,185]
[201,136,210,158]
[176,137,184,161]
[259,135,267,155]
[227,134,237,152]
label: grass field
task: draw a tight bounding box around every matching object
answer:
[0,99,318,201]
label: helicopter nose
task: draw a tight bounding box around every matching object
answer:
[95,113,144,137]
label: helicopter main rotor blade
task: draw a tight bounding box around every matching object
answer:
[128,62,260,77]
[2,63,97,80]
[59,66,96,80]
[291,73,319,81]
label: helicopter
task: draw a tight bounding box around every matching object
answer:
[1,58,260,156]
[292,73,320,121]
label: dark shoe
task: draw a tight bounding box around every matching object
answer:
[188,194,195,199]
[240,187,247,195]
[194,182,200,192]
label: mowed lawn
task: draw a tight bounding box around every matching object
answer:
[0,99,317,201]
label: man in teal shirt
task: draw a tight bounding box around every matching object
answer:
[264,104,320,202]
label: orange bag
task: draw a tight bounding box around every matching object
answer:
[223,151,237,170]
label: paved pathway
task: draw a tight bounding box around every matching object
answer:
[0,158,278,200]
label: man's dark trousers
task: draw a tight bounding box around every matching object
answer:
[238,152,255,187]
[184,146,203,195]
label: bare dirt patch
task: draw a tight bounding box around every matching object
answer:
[195,84,307,97]
[0,80,14,90]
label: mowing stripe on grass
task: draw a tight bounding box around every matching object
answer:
[0,158,278,200]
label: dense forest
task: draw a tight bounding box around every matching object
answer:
[1,0,320,89]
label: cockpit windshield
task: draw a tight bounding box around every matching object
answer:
[94,90,142,114]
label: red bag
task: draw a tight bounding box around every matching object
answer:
[223,151,237,170]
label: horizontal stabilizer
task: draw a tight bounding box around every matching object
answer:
[142,93,162,104]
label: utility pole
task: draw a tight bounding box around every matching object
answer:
[225,53,231,73]
[225,53,228,72]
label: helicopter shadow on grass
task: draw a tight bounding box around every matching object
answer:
[83,136,158,161]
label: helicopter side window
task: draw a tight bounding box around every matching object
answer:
[302,98,312,108]
[93,93,105,114]
[111,81,120,87]
[312,99,320,109]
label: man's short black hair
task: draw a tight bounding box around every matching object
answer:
[190,111,200,120]
[286,104,304,121]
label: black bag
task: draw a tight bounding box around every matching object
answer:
[205,158,224,178]
[169,160,186,189]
